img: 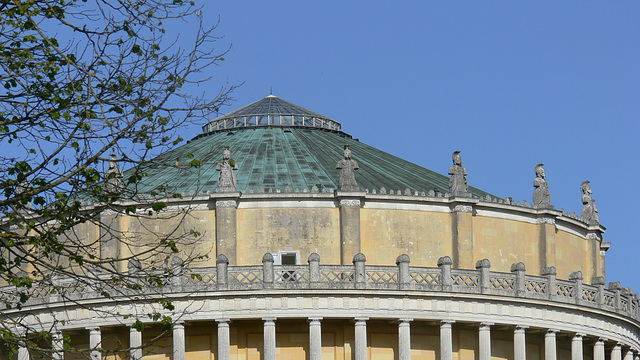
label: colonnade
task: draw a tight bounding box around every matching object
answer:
[14,318,640,360]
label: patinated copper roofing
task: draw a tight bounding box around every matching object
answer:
[129,96,492,197]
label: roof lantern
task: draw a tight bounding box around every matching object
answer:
[201,95,341,134]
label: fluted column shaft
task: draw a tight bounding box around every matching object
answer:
[514,326,527,360]
[440,321,454,360]
[571,334,583,360]
[612,344,623,360]
[623,349,634,360]
[217,320,230,360]
[130,326,142,360]
[398,319,411,360]
[18,342,29,360]
[173,322,185,360]
[89,327,102,360]
[594,338,606,360]
[263,318,276,360]
[544,330,557,360]
[355,318,368,360]
[478,323,492,360]
[309,318,322,360]
[52,332,63,360]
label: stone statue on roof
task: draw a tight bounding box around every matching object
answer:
[533,163,551,208]
[448,151,470,197]
[336,145,359,192]
[216,146,238,193]
[104,154,124,193]
[580,181,599,225]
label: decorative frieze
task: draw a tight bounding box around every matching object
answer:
[339,199,361,207]
[215,200,238,208]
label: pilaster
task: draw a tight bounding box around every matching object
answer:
[451,200,475,269]
[538,213,557,270]
[337,193,364,265]
[214,195,239,265]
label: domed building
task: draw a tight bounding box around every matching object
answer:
[4,95,639,360]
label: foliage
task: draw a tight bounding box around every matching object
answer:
[0,0,233,355]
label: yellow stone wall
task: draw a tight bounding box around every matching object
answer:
[472,217,540,274]
[96,201,603,282]
[360,209,453,267]
[121,210,217,269]
[555,230,596,281]
[236,208,341,265]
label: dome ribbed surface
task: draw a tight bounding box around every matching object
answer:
[128,96,493,197]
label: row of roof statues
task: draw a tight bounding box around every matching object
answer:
[99,146,599,226]
[211,146,599,225]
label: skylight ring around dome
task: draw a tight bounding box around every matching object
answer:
[202,114,341,133]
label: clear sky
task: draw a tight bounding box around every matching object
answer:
[174,3,640,290]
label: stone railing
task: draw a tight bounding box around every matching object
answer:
[2,253,637,321]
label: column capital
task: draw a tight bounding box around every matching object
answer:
[308,317,323,324]
[174,321,185,329]
[440,319,455,326]
[354,317,369,323]
[514,325,528,331]
[398,318,413,324]
[573,333,586,339]
[216,318,230,324]
[546,329,560,334]
[87,327,101,333]
[262,317,277,324]
[479,322,493,328]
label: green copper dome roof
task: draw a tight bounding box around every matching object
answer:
[129,96,492,197]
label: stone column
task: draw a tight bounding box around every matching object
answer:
[478,323,492,360]
[88,327,102,360]
[217,319,230,360]
[309,318,322,360]
[544,329,558,360]
[594,338,606,360]
[612,344,623,360]
[215,198,239,265]
[451,203,475,269]
[538,215,557,269]
[263,318,276,360]
[18,343,29,360]
[571,334,583,360]
[173,321,185,360]
[130,326,142,360]
[354,318,368,360]
[440,320,454,360]
[398,319,411,360]
[339,197,362,265]
[513,326,527,360]
[623,349,634,360]
[52,332,64,360]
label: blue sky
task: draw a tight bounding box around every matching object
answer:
[173,3,640,289]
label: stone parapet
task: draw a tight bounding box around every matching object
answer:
[6,253,637,321]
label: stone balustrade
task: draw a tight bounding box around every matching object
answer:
[3,253,637,321]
